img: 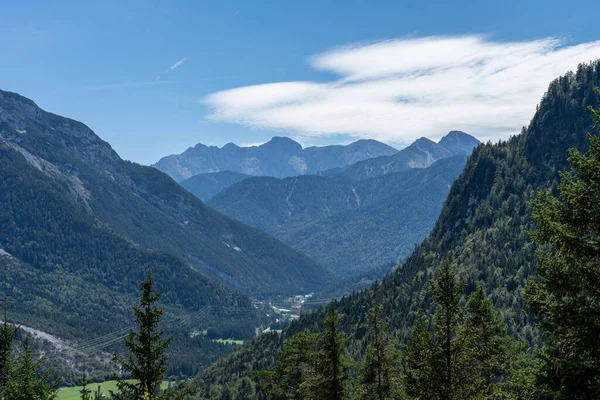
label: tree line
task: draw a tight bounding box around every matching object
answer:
[253,97,600,399]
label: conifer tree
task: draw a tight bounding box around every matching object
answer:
[79,369,91,400]
[463,286,511,396]
[357,305,400,400]
[255,330,321,399]
[0,300,18,397]
[313,300,352,400]
[402,311,436,399]
[527,98,600,398]
[257,300,351,400]
[403,263,514,399]
[429,261,467,400]
[3,335,60,400]
[113,273,172,400]
[92,385,102,400]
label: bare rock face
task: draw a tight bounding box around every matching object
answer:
[329,131,480,181]
[153,136,399,182]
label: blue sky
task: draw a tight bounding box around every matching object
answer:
[2,0,599,165]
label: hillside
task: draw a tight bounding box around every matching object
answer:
[0,89,326,297]
[189,61,600,399]
[153,137,398,182]
[180,171,251,201]
[208,155,468,275]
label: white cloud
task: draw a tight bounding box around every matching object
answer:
[203,35,600,144]
[167,56,187,73]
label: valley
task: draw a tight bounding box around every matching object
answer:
[1,3,599,398]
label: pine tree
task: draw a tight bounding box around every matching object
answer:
[257,300,352,400]
[92,385,102,400]
[402,263,514,399]
[112,273,172,400]
[313,300,351,400]
[79,369,91,400]
[0,300,18,397]
[402,311,436,399]
[463,286,511,397]
[255,330,321,399]
[429,261,466,400]
[357,305,400,400]
[527,98,600,398]
[3,335,60,400]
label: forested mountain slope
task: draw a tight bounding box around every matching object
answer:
[153,137,398,182]
[0,89,326,297]
[208,155,468,275]
[190,61,600,399]
[180,171,251,201]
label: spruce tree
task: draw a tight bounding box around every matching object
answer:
[429,261,466,400]
[79,369,91,400]
[357,305,400,400]
[113,273,172,400]
[92,385,103,400]
[255,331,321,399]
[314,300,351,400]
[402,311,436,399]
[463,286,511,397]
[0,300,18,397]
[402,263,514,399]
[3,335,59,400]
[527,99,600,398]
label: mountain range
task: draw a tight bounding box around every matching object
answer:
[153,137,398,182]
[324,130,480,181]
[173,131,478,275]
[0,89,336,376]
[207,154,470,275]
[188,61,600,400]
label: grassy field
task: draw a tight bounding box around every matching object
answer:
[58,380,169,400]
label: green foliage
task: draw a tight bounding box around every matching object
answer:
[3,335,60,400]
[92,385,102,400]
[526,94,600,398]
[315,301,352,400]
[255,331,321,399]
[402,264,513,399]
[356,305,401,400]
[113,274,172,400]
[256,301,352,400]
[0,301,19,396]
[463,286,512,395]
[79,370,91,400]
[401,312,435,399]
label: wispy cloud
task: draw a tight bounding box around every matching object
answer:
[203,35,600,144]
[156,57,188,81]
[239,141,266,147]
[166,56,187,73]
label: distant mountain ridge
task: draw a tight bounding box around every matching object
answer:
[153,137,398,182]
[326,131,479,180]
[208,154,470,275]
